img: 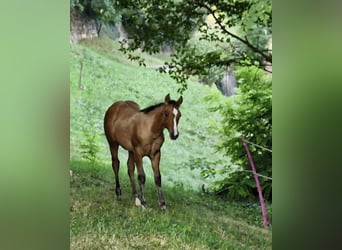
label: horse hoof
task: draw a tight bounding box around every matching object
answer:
[160,204,167,211]
[116,188,122,197]
[117,196,122,201]
[135,197,142,206]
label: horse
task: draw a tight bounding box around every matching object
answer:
[104,94,183,210]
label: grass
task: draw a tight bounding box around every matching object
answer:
[70,37,272,249]
[71,160,271,249]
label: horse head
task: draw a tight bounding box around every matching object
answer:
[162,94,183,140]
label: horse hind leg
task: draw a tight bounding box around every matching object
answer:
[110,143,121,200]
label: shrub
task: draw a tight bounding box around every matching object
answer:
[203,65,272,201]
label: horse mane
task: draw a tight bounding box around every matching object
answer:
[140,100,178,113]
[140,103,164,113]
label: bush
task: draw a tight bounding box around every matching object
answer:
[203,65,272,201]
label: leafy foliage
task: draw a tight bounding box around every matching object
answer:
[118,0,202,51]
[80,129,101,164]
[114,0,272,92]
[202,66,272,200]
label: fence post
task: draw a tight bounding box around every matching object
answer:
[241,135,269,228]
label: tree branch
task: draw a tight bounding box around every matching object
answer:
[196,2,272,64]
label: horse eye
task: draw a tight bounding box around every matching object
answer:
[164,111,169,117]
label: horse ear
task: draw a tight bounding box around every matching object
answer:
[176,96,183,107]
[164,94,171,103]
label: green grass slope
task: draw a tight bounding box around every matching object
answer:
[70,37,271,249]
[70,37,225,191]
[71,160,271,249]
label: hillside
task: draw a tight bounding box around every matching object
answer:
[70,37,226,191]
[70,37,272,249]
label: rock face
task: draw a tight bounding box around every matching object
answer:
[70,9,98,44]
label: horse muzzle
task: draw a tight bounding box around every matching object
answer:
[169,132,179,140]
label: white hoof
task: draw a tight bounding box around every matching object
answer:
[135,197,141,206]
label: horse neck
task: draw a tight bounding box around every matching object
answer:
[145,106,165,135]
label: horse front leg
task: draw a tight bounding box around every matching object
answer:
[150,151,166,210]
[127,151,139,205]
[133,153,147,208]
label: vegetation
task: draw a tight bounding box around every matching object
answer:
[70,38,271,248]
[71,160,271,249]
[71,0,272,87]
[115,0,272,91]
[70,1,272,245]
[106,0,273,200]
[201,66,272,200]
[70,1,272,200]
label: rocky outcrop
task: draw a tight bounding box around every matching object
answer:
[70,9,98,44]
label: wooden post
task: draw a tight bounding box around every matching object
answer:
[78,61,84,90]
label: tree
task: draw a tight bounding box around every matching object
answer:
[70,0,272,91]
[116,0,272,93]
